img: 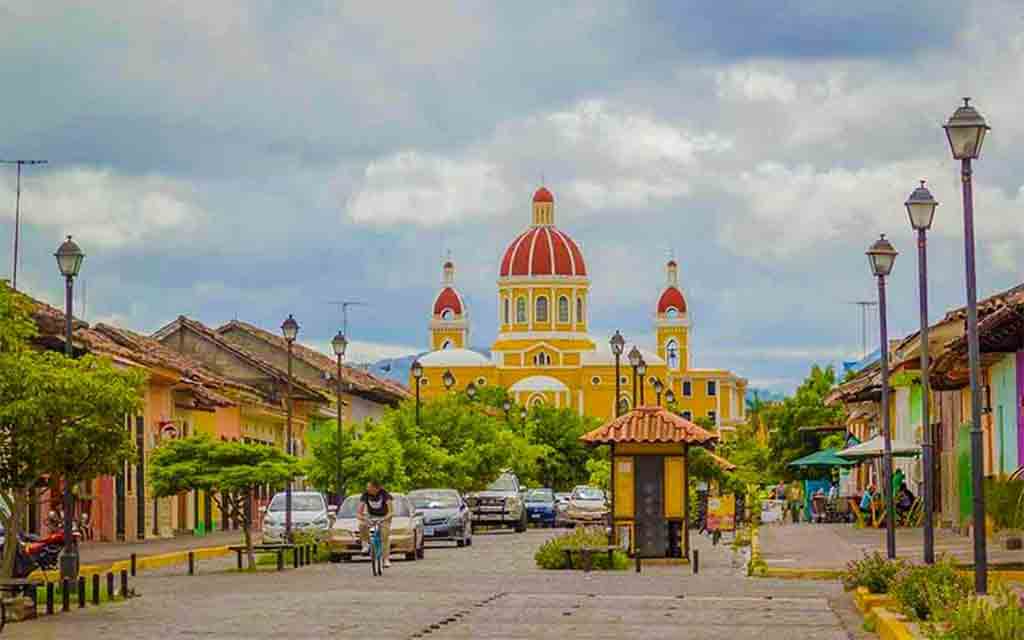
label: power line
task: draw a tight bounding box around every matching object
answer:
[1,159,48,290]
[849,300,879,359]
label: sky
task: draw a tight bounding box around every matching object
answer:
[2,1,1023,392]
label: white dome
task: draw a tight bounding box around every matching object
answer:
[509,375,569,392]
[418,348,492,367]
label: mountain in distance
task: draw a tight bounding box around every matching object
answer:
[362,348,493,386]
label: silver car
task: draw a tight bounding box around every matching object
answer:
[262,491,331,543]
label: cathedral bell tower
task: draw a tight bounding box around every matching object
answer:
[429,258,469,350]
[655,259,689,371]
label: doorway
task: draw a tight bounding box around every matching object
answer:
[634,455,665,557]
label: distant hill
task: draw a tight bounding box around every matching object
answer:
[362,348,493,386]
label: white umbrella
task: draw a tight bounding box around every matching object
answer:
[837,434,920,459]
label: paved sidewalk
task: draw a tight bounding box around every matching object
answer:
[759,522,1024,570]
[78,530,244,566]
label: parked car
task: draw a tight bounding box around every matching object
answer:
[327,493,425,563]
[524,488,557,528]
[554,492,571,527]
[261,491,332,543]
[564,486,609,527]
[466,471,527,532]
[408,489,472,547]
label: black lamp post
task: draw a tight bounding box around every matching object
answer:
[331,330,348,505]
[906,180,939,565]
[628,346,641,408]
[55,235,83,581]
[280,314,299,541]
[442,369,455,392]
[466,381,477,400]
[944,97,991,593]
[653,378,663,407]
[637,358,647,406]
[411,360,423,426]
[867,234,898,560]
[610,331,625,417]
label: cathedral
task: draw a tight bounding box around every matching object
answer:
[412,187,748,430]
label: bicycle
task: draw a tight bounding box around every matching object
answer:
[366,518,385,577]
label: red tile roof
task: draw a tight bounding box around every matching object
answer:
[580,406,719,445]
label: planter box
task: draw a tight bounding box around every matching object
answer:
[854,586,895,614]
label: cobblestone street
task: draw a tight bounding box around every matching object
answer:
[10,529,867,639]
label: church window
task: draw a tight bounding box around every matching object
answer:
[618,397,631,413]
[530,395,545,407]
[532,352,551,366]
[708,410,717,423]
[666,308,678,318]
[476,377,487,386]
[666,339,680,369]
[576,297,584,322]
[441,309,454,320]
[620,376,628,386]
[682,381,692,396]
[558,296,570,323]
[516,297,527,323]
[535,296,549,323]
[503,298,510,324]
[682,410,692,421]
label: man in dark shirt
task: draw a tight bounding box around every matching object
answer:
[357,481,393,567]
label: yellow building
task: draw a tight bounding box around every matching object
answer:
[414,187,748,428]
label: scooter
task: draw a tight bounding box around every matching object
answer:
[1,529,76,578]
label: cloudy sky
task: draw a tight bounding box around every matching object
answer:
[2,1,1022,391]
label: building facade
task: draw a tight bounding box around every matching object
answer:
[413,187,747,428]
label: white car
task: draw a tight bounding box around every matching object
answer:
[262,491,332,543]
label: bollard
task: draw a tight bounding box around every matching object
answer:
[635,553,641,573]
[61,579,70,612]
[78,576,86,608]
[693,549,699,575]
[188,551,195,576]
[92,574,100,605]
[46,582,54,615]
[293,546,299,569]
[130,553,137,576]
[306,544,312,565]
[120,569,129,599]
[277,550,284,572]
[107,572,115,601]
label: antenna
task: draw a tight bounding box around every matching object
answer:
[326,300,367,336]
[849,300,879,359]
[1,159,48,290]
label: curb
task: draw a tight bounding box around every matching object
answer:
[868,607,918,640]
[853,586,894,614]
[27,545,232,582]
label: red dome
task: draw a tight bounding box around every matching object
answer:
[433,286,464,316]
[500,226,586,277]
[657,286,686,314]
[533,187,554,203]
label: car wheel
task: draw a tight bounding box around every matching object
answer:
[514,512,527,533]
[329,553,342,563]
[456,536,466,547]
[341,554,353,563]
[406,551,417,561]
[417,541,426,559]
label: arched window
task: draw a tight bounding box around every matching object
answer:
[535,296,549,323]
[441,308,454,320]
[558,296,570,323]
[666,339,680,369]
[530,394,545,407]
[441,340,452,350]
[532,352,551,366]
[618,397,630,414]
[666,308,678,318]
[516,297,527,323]
[503,298,510,324]
[576,297,584,323]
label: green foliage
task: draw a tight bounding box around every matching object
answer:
[534,528,628,570]
[585,457,609,492]
[523,405,601,490]
[890,557,973,620]
[0,282,36,353]
[984,477,1024,531]
[841,551,905,594]
[924,584,1024,640]
[763,365,846,481]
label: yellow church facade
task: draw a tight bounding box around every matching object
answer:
[413,187,748,430]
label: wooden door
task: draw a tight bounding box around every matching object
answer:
[634,456,665,558]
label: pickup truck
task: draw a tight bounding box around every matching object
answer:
[465,471,527,533]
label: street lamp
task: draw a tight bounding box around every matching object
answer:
[944,97,991,593]
[331,330,348,505]
[867,234,897,560]
[628,346,642,408]
[653,378,664,406]
[55,235,83,581]
[466,381,477,400]
[637,358,647,406]
[502,399,512,421]
[411,359,424,426]
[280,314,299,541]
[442,369,455,391]
[519,406,527,423]
[906,180,939,565]
[610,331,625,417]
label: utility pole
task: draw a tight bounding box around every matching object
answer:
[850,300,879,359]
[2,159,48,290]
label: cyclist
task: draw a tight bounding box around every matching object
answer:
[357,480,393,568]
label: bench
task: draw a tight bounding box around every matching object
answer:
[562,546,616,572]
[227,544,295,571]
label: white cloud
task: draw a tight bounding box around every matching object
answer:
[324,338,422,364]
[0,168,206,248]
[715,67,798,104]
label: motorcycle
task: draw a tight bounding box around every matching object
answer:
[1,529,76,579]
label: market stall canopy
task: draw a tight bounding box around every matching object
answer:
[580,406,718,446]
[787,448,857,469]
[837,435,920,460]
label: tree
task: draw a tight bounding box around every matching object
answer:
[150,435,302,568]
[522,405,601,491]
[0,284,145,577]
[762,365,846,480]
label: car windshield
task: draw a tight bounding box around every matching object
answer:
[409,490,460,509]
[526,489,554,502]
[268,494,324,512]
[572,487,604,501]
[338,494,411,518]
[486,474,517,492]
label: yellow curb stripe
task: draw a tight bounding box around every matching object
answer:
[870,607,917,640]
[26,545,232,582]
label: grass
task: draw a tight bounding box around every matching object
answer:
[32,575,130,609]
[250,542,327,568]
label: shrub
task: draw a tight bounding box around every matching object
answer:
[841,551,904,594]
[534,527,629,570]
[890,557,972,620]
[984,476,1024,531]
[923,584,1024,640]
